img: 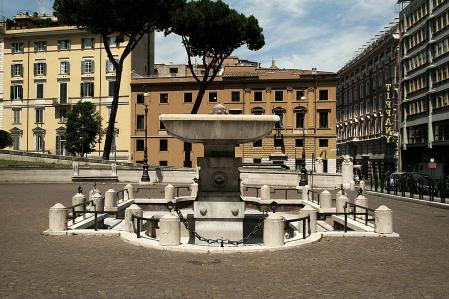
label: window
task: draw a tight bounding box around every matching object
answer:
[82,38,95,49]
[251,107,265,115]
[231,91,240,102]
[59,108,67,123]
[159,161,168,166]
[319,90,329,101]
[137,94,145,104]
[136,140,144,151]
[81,59,94,73]
[254,91,263,101]
[34,61,46,76]
[209,92,218,102]
[319,139,329,147]
[169,67,178,76]
[253,139,262,147]
[11,63,23,77]
[12,42,24,53]
[229,109,242,114]
[319,111,329,128]
[106,56,118,73]
[12,135,20,150]
[273,108,285,128]
[136,115,145,130]
[295,109,306,128]
[108,36,120,48]
[295,138,304,147]
[160,93,168,104]
[12,109,21,124]
[108,81,115,97]
[253,158,262,164]
[275,91,284,101]
[34,41,47,52]
[296,90,306,100]
[160,139,168,151]
[36,83,44,99]
[184,92,192,103]
[35,134,44,152]
[184,142,192,152]
[80,82,94,98]
[274,137,284,147]
[57,40,70,50]
[59,60,70,75]
[10,85,23,100]
[59,82,68,104]
[160,121,166,130]
[35,108,44,123]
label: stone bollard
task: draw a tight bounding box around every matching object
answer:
[165,184,175,200]
[263,214,284,247]
[190,182,198,198]
[341,155,354,189]
[302,185,310,201]
[320,190,332,209]
[92,192,104,212]
[336,194,349,214]
[124,184,134,200]
[261,185,270,201]
[354,194,368,219]
[49,203,67,231]
[300,205,317,234]
[72,161,79,176]
[72,191,86,212]
[104,189,117,211]
[350,180,355,191]
[359,180,366,191]
[158,213,181,246]
[111,163,117,176]
[124,204,143,233]
[375,205,393,234]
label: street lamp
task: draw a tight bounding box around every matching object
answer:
[299,128,308,186]
[77,124,86,158]
[141,93,150,182]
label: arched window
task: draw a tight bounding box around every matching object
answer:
[272,107,286,129]
[293,106,307,129]
[251,107,265,115]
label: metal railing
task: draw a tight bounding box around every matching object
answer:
[243,186,260,198]
[308,190,321,205]
[131,214,160,238]
[116,189,129,204]
[174,186,191,198]
[343,202,375,230]
[66,200,95,226]
[270,188,300,200]
[284,215,311,239]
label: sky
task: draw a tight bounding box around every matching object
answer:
[2,0,400,72]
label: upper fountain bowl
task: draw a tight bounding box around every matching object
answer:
[160,114,279,145]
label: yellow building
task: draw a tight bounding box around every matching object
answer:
[2,13,154,159]
[131,60,338,172]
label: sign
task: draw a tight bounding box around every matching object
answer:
[428,162,437,169]
[384,83,393,143]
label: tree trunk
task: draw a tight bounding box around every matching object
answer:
[102,65,123,160]
[190,82,208,114]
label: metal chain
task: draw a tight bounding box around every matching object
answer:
[172,206,269,247]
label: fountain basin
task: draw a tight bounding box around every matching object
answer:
[159,114,279,145]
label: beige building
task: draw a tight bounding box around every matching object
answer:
[2,13,154,159]
[131,60,338,172]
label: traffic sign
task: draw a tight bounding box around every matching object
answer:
[428,162,437,169]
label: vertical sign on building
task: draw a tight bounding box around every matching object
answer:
[384,83,393,143]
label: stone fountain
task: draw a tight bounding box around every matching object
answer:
[160,104,279,244]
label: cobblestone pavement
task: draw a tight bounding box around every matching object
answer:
[1,183,449,298]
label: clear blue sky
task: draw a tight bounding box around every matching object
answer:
[2,0,400,72]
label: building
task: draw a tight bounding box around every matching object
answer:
[2,12,154,159]
[337,24,400,180]
[131,59,338,172]
[398,0,449,177]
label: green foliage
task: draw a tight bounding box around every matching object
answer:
[169,0,264,113]
[64,101,102,157]
[0,130,13,149]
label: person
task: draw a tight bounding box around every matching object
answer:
[354,173,360,185]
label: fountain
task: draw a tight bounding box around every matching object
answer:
[160,104,279,244]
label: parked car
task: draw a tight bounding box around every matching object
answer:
[384,172,404,191]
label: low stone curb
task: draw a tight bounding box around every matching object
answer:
[365,190,449,210]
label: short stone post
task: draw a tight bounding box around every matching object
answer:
[124,184,134,200]
[165,184,175,200]
[359,180,366,191]
[124,204,143,233]
[300,205,317,234]
[341,155,354,189]
[72,191,86,212]
[302,185,310,201]
[261,185,270,201]
[320,190,332,209]
[336,194,349,214]
[263,214,284,247]
[350,180,355,191]
[158,213,181,246]
[111,163,117,176]
[104,189,117,211]
[72,161,79,176]
[49,203,68,231]
[92,192,104,212]
[190,182,198,198]
[354,194,368,219]
[375,205,393,234]
[315,158,323,174]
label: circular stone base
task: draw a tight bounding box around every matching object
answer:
[119,231,322,254]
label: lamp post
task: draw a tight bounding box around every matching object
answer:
[299,128,308,186]
[77,124,86,158]
[141,95,150,182]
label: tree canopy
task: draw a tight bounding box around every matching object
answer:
[54,0,185,160]
[65,101,102,157]
[0,130,13,149]
[169,0,265,113]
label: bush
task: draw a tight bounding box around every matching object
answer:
[0,130,13,149]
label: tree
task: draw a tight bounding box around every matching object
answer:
[65,101,102,157]
[169,0,265,114]
[0,130,13,149]
[54,0,185,160]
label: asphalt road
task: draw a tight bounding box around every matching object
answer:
[1,183,448,298]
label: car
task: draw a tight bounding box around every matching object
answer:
[384,172,404,191]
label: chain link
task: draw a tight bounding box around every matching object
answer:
[172,206,269,247]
